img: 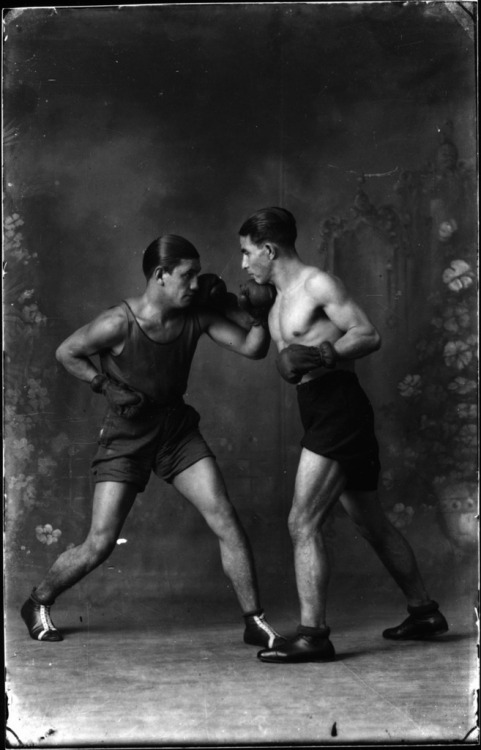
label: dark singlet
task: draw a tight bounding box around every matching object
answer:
[99,301,202,406]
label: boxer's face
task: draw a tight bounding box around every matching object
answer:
[164,259,201,307]
[240,235,272,284]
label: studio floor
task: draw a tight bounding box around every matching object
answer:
[5,592,479,748]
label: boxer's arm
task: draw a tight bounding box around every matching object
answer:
[306,272,381,359]
[55,306,128,383]
[200,310,271,359]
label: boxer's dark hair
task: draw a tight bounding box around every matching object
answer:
[143,234,200,279]
[238,207,297,248]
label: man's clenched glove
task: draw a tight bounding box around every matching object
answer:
[90,373,148,418]
[276,342,338,384]
[238,280,277,326]
[195,274,230,310]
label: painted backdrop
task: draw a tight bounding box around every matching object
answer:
[4,3,477,616]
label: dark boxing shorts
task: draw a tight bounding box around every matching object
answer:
[297,371,381,491]
[91,401,215,492]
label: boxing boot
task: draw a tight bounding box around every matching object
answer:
[21,593,63,642]
[257,625,335,663]
[382,600,448,640]
[243,610,286,648]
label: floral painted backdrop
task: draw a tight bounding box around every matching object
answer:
[4,212,90,583]
[321,123,478,576]
[3,124,477,604]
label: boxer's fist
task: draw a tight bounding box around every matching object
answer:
[238,280,276,325]
[195,274,229,310]
[90,373,148,419]
[276,341,338,384]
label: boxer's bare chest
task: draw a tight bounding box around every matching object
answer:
[269,284,335,350]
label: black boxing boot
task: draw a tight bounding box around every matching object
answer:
[21,590,63,642]
[243,609,286,648]
[257,624,336,663]
[382,600,448,640]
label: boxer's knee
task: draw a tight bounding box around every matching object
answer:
[84,530,118,567]
[355,513,391,546]
[288,507,320,544]
[203,498,243,542]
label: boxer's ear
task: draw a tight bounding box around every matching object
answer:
[264,242,277,260]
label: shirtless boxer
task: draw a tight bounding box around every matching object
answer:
[20,234,283,650]
[238,207,448,663]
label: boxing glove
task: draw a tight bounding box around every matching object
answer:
[90,373,148,419]
[195,274,229,310]
[238,280,277,325]
[276,341,338,384]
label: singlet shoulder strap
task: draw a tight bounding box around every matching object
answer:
[119,300,136,335]
[188,308,203,339]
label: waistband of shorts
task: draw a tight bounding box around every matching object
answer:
[296,369,357,392]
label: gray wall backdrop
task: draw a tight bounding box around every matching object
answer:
[4,3,477,618]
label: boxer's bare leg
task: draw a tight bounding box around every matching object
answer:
[21,482,137,641]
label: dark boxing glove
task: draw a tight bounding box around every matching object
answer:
[276,341,338,384]
[195,274,229,310]
[90,373,148,419]
[238,280,277,326]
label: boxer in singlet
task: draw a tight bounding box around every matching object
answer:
[21,234,283,651]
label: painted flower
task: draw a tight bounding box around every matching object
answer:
[8,473,34,491]
[11,438,35,460]
[18,289,35,304]
[3,404,18,423]
[387,503,414,530]
[448,376,477,395]
[35,524,62,545]
[51,432,71,455]
[382,470,394,491]
[27,378,50,410]
[443,340,472,370]
[23,483,37,510]
[38,454,58,477]
[442,260,474,292]
[4,213,24,228]
[442,304,470,334]
[450,303,470,329]
[7,473,37,509]
[455,424,477,448]
[457,403,477,420]
[397,374,422,399]
[6,387,24,408]
[21,304,47,326]
[438,218,458,242]
[5,410,35,430]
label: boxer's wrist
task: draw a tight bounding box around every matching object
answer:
[90,373,107,393]
[318,341,338,369]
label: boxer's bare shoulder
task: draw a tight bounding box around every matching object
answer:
[303,268,349,306]
[63,304,129,359]
[87,304,128,341]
